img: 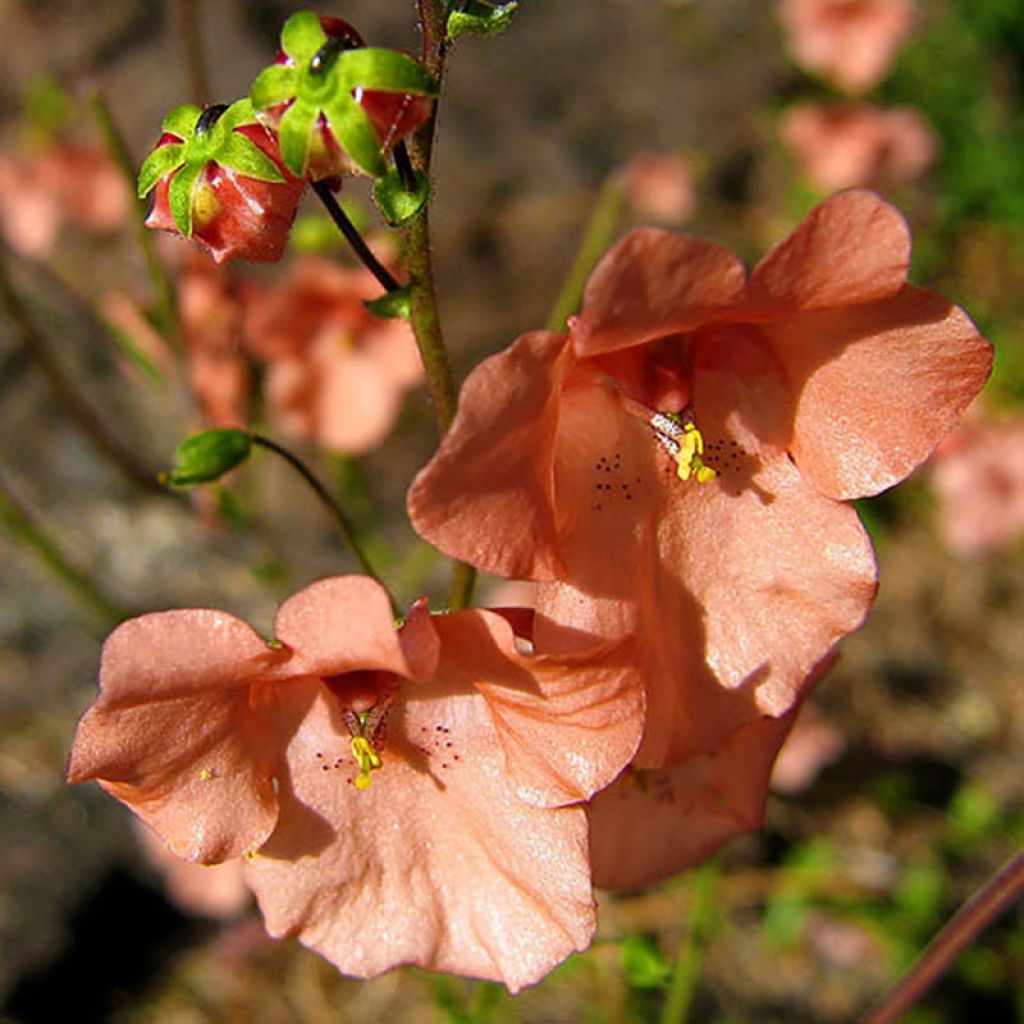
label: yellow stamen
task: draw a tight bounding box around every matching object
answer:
[350,735,383,790]
[675,423,718,483]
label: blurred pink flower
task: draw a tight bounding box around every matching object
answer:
[0,143,128,257]
[931,412,1024,555]
[134,820,249,919]
[781,103,936,191]
[409,191,991,771]
[178,255,250,428]
[617,152,696,224]
[777,0,916,94]
[770,701,845,793]
[245,258,422,453]
[68,576,644,990]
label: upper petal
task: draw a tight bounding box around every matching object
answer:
[433,609,644,807]
[744,191,910,314]
[589,706,800,891]
[408,331,569,580]
[573,227,746,356]
[245,683,595,992]
[764,285,993,499]
[274,576,438,680]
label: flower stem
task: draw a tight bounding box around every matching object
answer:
[249,433,400,616]
[311,181,401,294]
[861,851,1024,1024]
[0,252,169,498]
[89,91,182,352]
[660,859,719,1024]
[409,0,476,610]
[546,177,625,332]
[0,471,133,625]
[393,141,419,193]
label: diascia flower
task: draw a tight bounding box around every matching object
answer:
[408,191,992,769]
[67,576,643,990]
[245,258,423,454]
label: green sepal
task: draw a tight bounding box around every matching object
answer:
[447,1,519,40]
[364,286,412,321]
[218,133,284,183]
[162,103,202,138]
[336,48,438,97]
[373,167,430,226]
[168,161,204,237]
[251,64,298,110]
[137,143,186,197]
[324,103,386,177]
[280,10,328,64]
[163,429,252,488]
[277,100,316,177]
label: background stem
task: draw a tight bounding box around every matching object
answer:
[177,0,211,107]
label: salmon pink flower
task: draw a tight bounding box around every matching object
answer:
[931,411,1024,555]
[781,102,936,192]
[245,258,422,453]
[140,99,305,264]
[777,0,916,94]
[68,576,643,990]
[617,152,696,225]
[408,191,992,769]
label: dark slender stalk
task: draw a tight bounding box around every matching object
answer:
[90,91,181,351]
[0,253,168,497]
[249,434,400,616]
[409,0,475,609]
[393,141,419,193]
[862,852,1024,1024]
[177,0,211,106]
[0,471,133,624]
[312,181,401,293]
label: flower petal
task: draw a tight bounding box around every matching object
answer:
[274,576,436,679]
[407,331,569,580]
[589,708,800,891]
[433,609,644,807]
[573,227,746,356]
[764,285,993,499]
[745,190,910,313]
[245,684,594,992]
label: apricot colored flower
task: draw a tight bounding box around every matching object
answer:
[781,103,936,192]
[409,191,992,769]
[245,258,422,453]
[777,0,916,94]
[0,143,128,257]
[68,576,642,990]
[931,412,1024,555]
[617,152,696,224]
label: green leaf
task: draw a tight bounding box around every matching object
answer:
[163,429,252,488]
[281,10,327,64]
[167,161,204,237]
[251,63,298,110]
[218,134,284,182]
[324,104,385,176]
[277,100,315,177]
[161,103,202,139]
[137,143,186,197]
[373,167,430,226]
[336,48,438,96]
[448,1,519,40]
[364,285,412,320]
[620,935,671,991]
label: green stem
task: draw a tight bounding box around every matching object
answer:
[861,852,1024,1024]
[546,177,625,332]
[408,0,476,610]
[249,434,400,617]
[0,252,169,498]
[660,859,719,1024]
[89,91,181,352]
[0,471,132,624]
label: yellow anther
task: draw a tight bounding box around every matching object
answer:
[674,423,718,483]
[350,735,383,790]
[197,768,214,781]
